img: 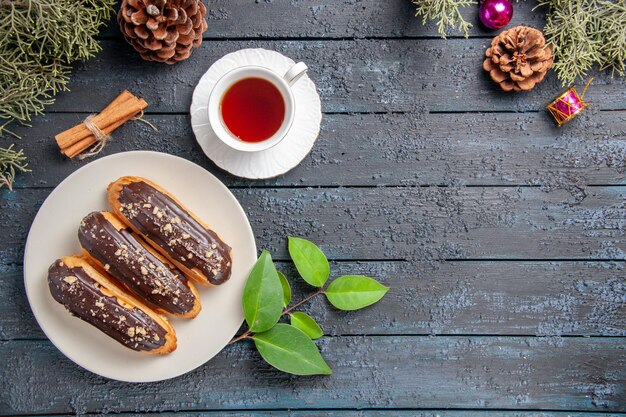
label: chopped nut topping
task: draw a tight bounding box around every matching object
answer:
[63,276,77,285]
[127,327,135,337]
[205,251,214,258]
[114,249,122,256]
[152,206,159,215]
[187,253,194,259]
[104,264,110,271]
[143,203,152,208]
[163,223,173,233]
[95,301,105,308]
[211,243,217,249]
[140,266,148,275]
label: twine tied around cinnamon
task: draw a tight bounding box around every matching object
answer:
[77,110,158,160]
[78,115,112,160]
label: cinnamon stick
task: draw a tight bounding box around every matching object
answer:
[54,90,149,159]
[62,98,148,158]
[55,90,135,149]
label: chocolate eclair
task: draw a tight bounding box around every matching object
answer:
[78,211,201,318]
[48,255,177,354]
[107,176,232,286]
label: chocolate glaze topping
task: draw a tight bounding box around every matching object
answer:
[78,212,197,315]
[48,260,167,351]
[117,181,232,284]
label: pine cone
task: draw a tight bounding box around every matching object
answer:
[118,0,208,64]
[483,26,553,92]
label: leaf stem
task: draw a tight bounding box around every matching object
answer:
[283,288,324,316]
[228,288,325,346]
[227,331,251,345]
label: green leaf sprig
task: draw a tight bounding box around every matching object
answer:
[230,236,389,376]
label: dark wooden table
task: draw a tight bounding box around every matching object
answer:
[1,1,625,416]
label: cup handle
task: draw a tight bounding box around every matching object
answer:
[283,62,308,86]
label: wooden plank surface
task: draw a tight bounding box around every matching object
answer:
[1,337,624,414]
[2,2,625,415]
[10,112,626,189]
[2,186,624,266]
[45,39,626,115]
[2,260,624,341]
[101,0,547,39]
[36,413,626,417]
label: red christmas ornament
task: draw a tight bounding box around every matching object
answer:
[479,0,514,30]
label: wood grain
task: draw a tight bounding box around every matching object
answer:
[1,337,624,414]
[43,413,626,417]
[101,0,547,40]
[2,4,625,415]
[46,39,625,115]
[2,260,624,341]
[9,112,626,189]
[2,186,623,266]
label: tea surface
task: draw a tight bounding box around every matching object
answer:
[220,77,285,142]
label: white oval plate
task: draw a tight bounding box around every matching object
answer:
[23,151,257,382]
[191,48,322,179]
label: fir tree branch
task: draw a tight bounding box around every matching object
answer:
[535,0,626,86]
[0,0,115,187]
[0,144,30,191]
[412,0,476,39]
[0,0,115,133]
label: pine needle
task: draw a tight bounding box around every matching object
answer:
[0,144,30,191]
[0,0,116,132]
[535,0,626,86]
[0,0,115,189]
[412,0,476,39]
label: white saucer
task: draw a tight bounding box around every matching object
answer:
[190,48,322,179]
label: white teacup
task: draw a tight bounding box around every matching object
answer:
[208,62,308,152]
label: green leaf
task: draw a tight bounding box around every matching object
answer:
[277,271,291,307]
[288,237,330,287]
[242,250,283,332]
[325,275,389,311]
[253,324,332,375]
[290,311,323,340]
